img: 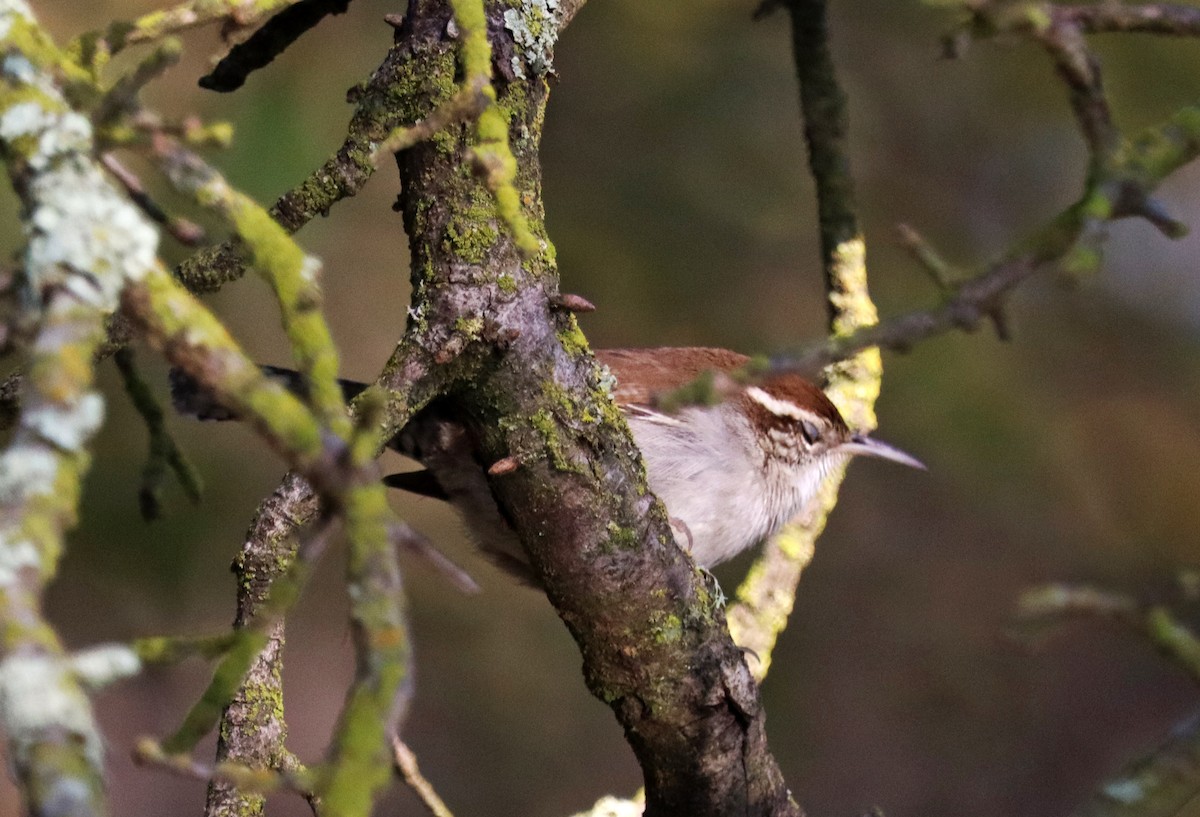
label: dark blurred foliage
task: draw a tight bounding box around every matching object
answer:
[4,1,1200,816]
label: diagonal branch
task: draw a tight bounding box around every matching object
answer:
[787,92,1200,373]
[1059,3,1200,37]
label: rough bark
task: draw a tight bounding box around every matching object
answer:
[386,3,801,814]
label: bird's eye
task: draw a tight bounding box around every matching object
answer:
[799,419,821,445]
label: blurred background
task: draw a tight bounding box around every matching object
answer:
[5,1,1200,815]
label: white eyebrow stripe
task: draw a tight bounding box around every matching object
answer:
[745,386,808,420]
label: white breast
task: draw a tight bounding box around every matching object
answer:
[627,404,837,566]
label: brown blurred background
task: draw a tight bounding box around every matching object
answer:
[6,1,1200,815]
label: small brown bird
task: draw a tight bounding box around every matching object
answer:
[173,347,921,578]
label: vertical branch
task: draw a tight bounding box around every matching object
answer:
[729,0,881,676]
[0,7,164,816]
[204,475,315,817]
[391,3,801,815]
[785,0,866,329]
[318,455,409,817]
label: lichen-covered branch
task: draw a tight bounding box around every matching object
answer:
[0,11,417,817]
[122,267,328,463]
[204,344,441,817]
[764,3,1199,376]
[89,0,305,56]
[204,473,314,817]
[124,138,407,817]
[158,148,350,435]
[448,0,538,254]
[175,8,475,293]
[1056,3,1200,37]
[317,453,409,817]
[0,4,161,812]
[728,0,881,681]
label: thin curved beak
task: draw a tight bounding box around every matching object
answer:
[841,434,926,470]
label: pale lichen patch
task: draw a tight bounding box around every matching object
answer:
[0,654,104,768]
[26,161,158,302]
[503,0,561,79]
[25,392,104,450]
[0,0,36,30]
[0,539,39,586]
[69,645,142,690]
[298,255,322,286]
[0,447,57,500]
[0,100,90,171]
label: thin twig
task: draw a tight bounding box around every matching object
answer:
[114,347,204,519]
[1031,12,1120,163]
[1059,3,1200,37]
[1017,582,1200,687]
[728,0,880,676]
[896,223,958,292]
[200,0,353,93]
[392,737,456,817]
[101,154,206,247]
[390,522,480,594]
[95,0,305,55]
[134,737,314,797]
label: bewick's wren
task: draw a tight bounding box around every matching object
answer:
[172,347,921,579]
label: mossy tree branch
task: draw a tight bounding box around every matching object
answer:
[381,2,797,814]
